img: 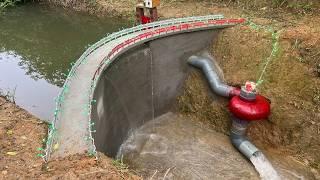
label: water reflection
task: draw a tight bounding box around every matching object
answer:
[0,4,129,120]
[0,51,61,121]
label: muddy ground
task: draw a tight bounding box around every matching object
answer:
[1,0,320,179]
[0,96,140,179]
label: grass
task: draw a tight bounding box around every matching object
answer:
[287,1,314,12]
[208,0,319,15]
[313,88,320,105]
[112,156,129,172]
[0,0,19,10]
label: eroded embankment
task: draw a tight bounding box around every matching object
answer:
[177,18,320,174]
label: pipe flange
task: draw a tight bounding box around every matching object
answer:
[240,86,256,101]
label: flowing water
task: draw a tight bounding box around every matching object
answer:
[117,112,312,179]
[250,152,281,180]
[117,112,259,179]
[0,3,129,120]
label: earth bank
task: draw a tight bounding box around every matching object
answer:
[0,96,141,179]
[177,12,320,174]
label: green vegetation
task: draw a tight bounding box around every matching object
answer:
[112,156,129,172]
[313,88,320,105]
[0,0,18,10]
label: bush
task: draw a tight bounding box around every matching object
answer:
[0,0,20,10]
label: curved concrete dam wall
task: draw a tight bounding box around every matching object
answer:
[89,31,315,179]
[92,30,218,157]
[44,16,246,160]
[42,16,316,179]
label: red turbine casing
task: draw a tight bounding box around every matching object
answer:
[228,95,271,121]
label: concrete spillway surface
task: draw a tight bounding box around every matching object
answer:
[118,112,259,179]
[91,30,219,157]
[117,112,311,179]
[47,16,314,178]
[90,31,314,179]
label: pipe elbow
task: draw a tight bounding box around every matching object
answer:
[187,55,233,97]
[211,83,232,97]
[230,133,260,159]
[230,133,244,148]
[187,55,208,69]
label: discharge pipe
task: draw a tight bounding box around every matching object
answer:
[187,55,271,159]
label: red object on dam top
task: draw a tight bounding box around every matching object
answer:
[228,94,271,121]
[141,16,151,24]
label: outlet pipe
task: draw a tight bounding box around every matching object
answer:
[230,117,260,159]
[187,55,270,159]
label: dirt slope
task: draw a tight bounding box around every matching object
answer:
[0,96,140,179]
[177,11,320,173]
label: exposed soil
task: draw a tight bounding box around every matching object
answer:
[0,96,140,179]
[214,15,320,171]
[43,0,320,19]
[176,7,320,176]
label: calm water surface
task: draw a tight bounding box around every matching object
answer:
[0,4,129,120]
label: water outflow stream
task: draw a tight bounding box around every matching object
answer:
[250,152,281,180]
[0,4,128,120]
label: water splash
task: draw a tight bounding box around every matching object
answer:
[245,19,281,87]
[250,152,281,180]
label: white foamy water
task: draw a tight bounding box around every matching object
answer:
[250,152,281,180]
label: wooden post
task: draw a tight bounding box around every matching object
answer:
[150,7,158,22]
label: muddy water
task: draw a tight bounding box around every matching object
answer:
[118,112,315,179]
[0,4,129,120]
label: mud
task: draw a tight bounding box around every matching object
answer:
[0,96,140,179]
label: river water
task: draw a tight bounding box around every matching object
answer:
[0,4,129,120]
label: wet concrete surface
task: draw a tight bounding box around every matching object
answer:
[118,112,315,180]
[92,30,218,158]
